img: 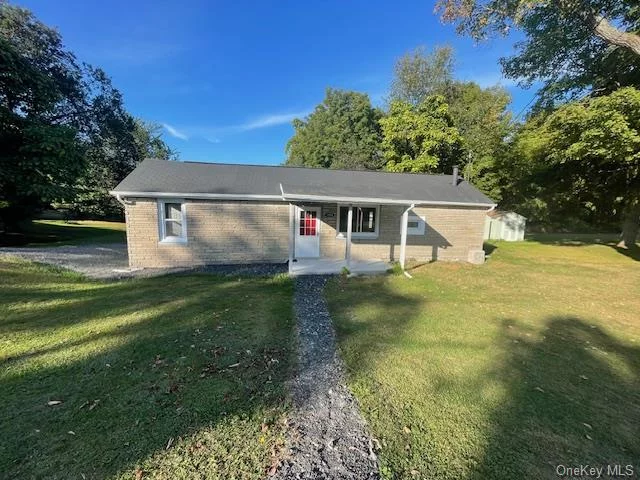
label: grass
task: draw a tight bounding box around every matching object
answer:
[327,237,640,479]
[0,258,294,479]
[1,220,126,246]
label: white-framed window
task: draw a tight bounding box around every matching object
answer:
[407,213,426,235]
[336,205,380,238]
[158,200,187,243]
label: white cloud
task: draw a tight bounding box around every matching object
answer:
[206,137,221,144]
[237,110,310,131]
[162,123,189,141]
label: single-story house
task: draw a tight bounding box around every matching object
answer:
[111,159,496,274]
[484,210,526,242]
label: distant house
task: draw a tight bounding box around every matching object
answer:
[484,210,526,241]
[111,159,496,274]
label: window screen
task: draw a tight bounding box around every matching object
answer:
[161,202,184,240]
[339,206,377,234]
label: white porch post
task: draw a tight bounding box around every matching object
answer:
[288,203,295,273]
[399,204,414,270]
[345,205,353,268]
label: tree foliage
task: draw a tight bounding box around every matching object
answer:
[389,46,512,196]
[73,119,177,218]
[448,82,512,199]
[389,46,455,106]
[286,88,383,170]
[380,96,464,173]
[0,4,174,224]
[502,87,640,245]
[436,0,640,107]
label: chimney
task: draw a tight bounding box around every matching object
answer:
[452,165,459,186]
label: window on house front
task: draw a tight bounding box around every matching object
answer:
[338,206,379,237]
[407,213,426,235]
[159,201,186,242]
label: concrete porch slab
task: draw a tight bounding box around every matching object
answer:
[289,258,390,276]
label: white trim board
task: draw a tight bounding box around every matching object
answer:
[111,190,496,209]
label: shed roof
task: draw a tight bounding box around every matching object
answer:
[112,159,496,207]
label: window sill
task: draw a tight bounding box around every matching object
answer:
[159,237,188,245]
[336,233,379,240]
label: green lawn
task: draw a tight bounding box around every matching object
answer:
[327,238,640,479]
[1,220,126,246]
[0,258,294,479]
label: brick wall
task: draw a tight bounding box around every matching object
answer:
[316,204,487,262]
[124,198,487,268]
[124,199,289,268]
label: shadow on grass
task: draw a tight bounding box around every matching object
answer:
[327,275,640,478]
[527,233,640,262]
[0,261,294,479]
[472,317,640,479]
[483,242,498,256]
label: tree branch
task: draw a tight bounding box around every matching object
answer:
[592,14,640,56]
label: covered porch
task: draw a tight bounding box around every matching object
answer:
[285,195,415,276]
[289,257,390,276]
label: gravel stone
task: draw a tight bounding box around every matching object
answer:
[0,244,287,279]
[275,276,379,480]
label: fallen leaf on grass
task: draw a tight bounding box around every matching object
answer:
[585,434,592,440]
[534,387,545,393]
[403,426,411,434]
[134,468,144,480]
[68,431,75,435]
[583,423,592,429]
[580,375,588,380]
[47,400,63,406]
[166,437,173,450]
[227,362,240,368]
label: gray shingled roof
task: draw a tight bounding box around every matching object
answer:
[112,159,495,206]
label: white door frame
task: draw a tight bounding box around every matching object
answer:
[294,205,321,258]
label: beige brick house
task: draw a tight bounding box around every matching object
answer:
[111,159,495,274]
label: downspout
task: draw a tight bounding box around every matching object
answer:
[399,203,415,277]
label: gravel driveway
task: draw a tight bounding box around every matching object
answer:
[0,244,131,279]
[0,244,288,279]
[275,276,379,480]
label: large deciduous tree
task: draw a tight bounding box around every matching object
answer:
[504,87,640,248]
[380,96,464,173]
[436,0,640,106]
[0,5,174,225]
[73,119,177,218]
[286,89,383,170]
[389,46,512,197]
[389,45,455,106]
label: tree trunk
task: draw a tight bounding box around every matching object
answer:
[592,15,640,56]
[618,202,640,249]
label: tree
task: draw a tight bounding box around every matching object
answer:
[504,87,640,248]
[72,119,177,218]
[389,46,512,197]
[0,5,174,224]
[436,0,640,107]
[380,96,464,173]
[448,82,512,199]
[286,88,383,170]
[389,45,455,106]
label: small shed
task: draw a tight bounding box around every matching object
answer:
[484,210,526,241]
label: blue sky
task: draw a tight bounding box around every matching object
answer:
[22,0,534,165]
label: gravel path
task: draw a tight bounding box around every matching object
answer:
[0,244,287,279]
[275,276,379,480]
